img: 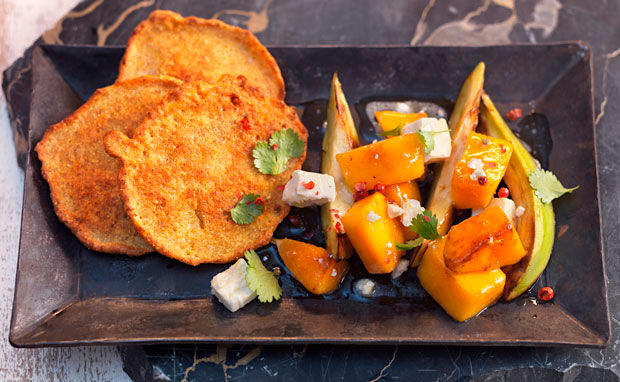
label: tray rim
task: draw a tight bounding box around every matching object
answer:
[10,42,609,348]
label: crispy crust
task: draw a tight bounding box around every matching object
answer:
[104,75,307,265]
[35,75,182,255]
[118,10,285,99]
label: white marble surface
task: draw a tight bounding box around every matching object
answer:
[0,0,129,380]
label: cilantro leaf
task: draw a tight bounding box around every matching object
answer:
[231,194,264,224]
[416,129,449,154]
[529,169,579,204]
[253,129,305,175]
[244,249,282,303]
[408,210,440,240]
[269,128,305,158]
[379,124,402,137]
[395,237,425,250]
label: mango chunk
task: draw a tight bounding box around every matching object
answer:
[275,238,349,295]
[384,181,421,205]
[444,206,526,273]
[384,181,422,240]
[375,111,427,133]
[341,192,405,273]
[451,132,513,209]
[336,134,425,191]
[417,237,506,322]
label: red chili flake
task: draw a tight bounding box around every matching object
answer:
[354,182,367,192]
[354,190,368,201]
[254,197,265,206]
[329,209,339,213]
[241,116,251,130]
[302,180,315,190]
[538,287,554,301]
[288,215,302,227]
[478,176,488,185]
[498,187,510,198]
[277,185,285,191]
[315,191,319,196]
[500,144,507,154]
[246,200,253,205]
[385,257,390,264]
[334,213,340,219]
[326,226,332,231]
[374,183,385,193]
[335,221,343,233]
[506,108,523,121]
[487,162,497,168]
[273,143,279,150]
[423,215,430,222]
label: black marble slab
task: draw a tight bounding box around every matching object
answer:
[3,0,619,381]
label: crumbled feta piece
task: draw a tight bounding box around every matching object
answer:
[387,203,405,219]
[515,206,525,217]
[366,210,381,222]
[391,259,409,279]
[386,242,393,248]
[472,197,517,222]
[210,259,257,312]
[331,268,338,277]
[282,170,336,208]
[355,278,376,297]
[395,102,410,113]
[401,198,424,227]
[467,158,486,181]
[402,118,451,163]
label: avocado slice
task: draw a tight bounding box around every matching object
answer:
[412,63,485,267]
[320,73,361,259]
[479,93,555,300]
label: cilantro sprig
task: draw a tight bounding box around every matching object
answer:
[408,210,440,240]
[253,129,305,175]
[379,124,402,137]
[244,249,282,303]
[231,194,264,224]
[529,169,579,204]
[395,237,425,251]
[417,129,449,154]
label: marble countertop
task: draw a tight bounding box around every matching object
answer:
[1,0,618,381]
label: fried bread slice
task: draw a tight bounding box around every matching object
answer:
[104,75,307,265]
[35,75,182,255]
[118,10,285,99]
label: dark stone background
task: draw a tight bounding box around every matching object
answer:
[3,0,619,381]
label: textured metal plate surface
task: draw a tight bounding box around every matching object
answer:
[10,43,609,347]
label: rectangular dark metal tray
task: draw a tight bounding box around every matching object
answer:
[11,43,609,347]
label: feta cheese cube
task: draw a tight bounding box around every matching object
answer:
[366,210,381,222]
[210,259,256,312]
[402,118,451,163]
[401,198,425,227]
[387,203,404,219]
[467,158,486,181]
[472,197,516,222]
[282,170,336,208]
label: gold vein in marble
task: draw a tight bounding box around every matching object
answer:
[212,0,272,34]
[42,0,105,45]
[181,345,262,382]
[96,0,155,46]
[368,346,398,382]
[595,46,620,125]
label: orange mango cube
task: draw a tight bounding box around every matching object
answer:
[275,238,349,295]
[451,132,513,209]
[336,134,425,191]
[444,206,526,273]
[417,237,506,322]
[341,192,405,273]
[375,111,427,133]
